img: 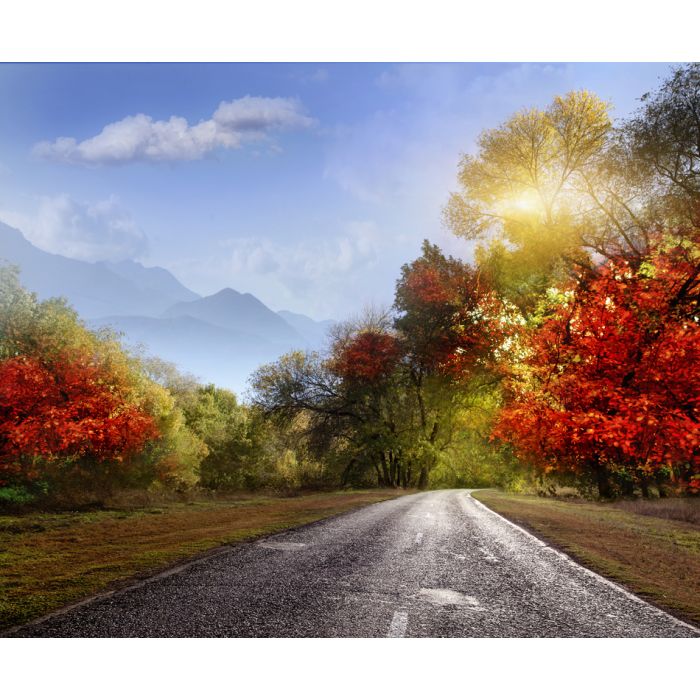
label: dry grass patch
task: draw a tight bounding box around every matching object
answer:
[473,490,700,626]
[0,489,403,631]
[610,498,700,526]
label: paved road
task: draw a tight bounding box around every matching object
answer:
[14,490,699,637]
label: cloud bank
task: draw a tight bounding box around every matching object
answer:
[0,194,148,262]
[169,221,393,319]
[33,96,315,165]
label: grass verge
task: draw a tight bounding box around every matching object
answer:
[0,489,403,632]
[472,489,700,626]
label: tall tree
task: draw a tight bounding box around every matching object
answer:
[443,92,613,311]
[394,241,504,487]
[252,244,504,490]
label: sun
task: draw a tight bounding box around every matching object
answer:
[500,190,543,215]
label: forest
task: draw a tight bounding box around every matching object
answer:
[1,63,698,507]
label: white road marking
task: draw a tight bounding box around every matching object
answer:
[465,491,700,635]
[416,588,484,610]
[258,542,308,551]
[415,532,424,545]
[479,546,499,563]
[387,611,409,637]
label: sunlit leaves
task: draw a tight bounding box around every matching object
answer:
[493,230,700,493]
[444,90,612,242]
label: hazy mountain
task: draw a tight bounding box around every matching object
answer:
[278,309,335,349]
[98,306,336,394]
[103,259,200,304]
[0,221,196,318]
[163,288,303,345]
[1,221,335,394]
[93,314,288,394]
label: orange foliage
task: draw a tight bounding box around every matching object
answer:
[331,331,402,384]
[0,354,159,483]
[493,234,700,489]
[397,251,505,379]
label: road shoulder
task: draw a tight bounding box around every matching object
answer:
[0,489,405,634]
[471,489,700,629]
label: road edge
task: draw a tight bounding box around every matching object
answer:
[2,492,413,637]
[466,490,700,637]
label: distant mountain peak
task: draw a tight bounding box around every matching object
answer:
[163,288,303,345]
[213,287,242,298]
[277,309,336,349]
[0,221,200,317]
[103,259,200,303]
[278,308,336,325]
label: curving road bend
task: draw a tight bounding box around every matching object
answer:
[13,490,699,637]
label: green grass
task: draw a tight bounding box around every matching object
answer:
[0,489,404,632]
[473,489,700,626]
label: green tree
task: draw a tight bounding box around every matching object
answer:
[0,267,209,498]
[252,244,505,490]
[184,384,254,490]
[622,62,700,228]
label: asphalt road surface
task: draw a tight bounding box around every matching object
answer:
[14,490,699,637]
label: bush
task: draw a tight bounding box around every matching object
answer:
[0,485,36,507]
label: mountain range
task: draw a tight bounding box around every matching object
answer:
[0,221,335,394]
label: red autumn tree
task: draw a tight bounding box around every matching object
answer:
[0,353,160,485]
[395,240,504,379]
[393,241,506,487]
[330,330,402,384]
[493,232,700,497]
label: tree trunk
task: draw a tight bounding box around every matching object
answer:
[594,461,612,499]
[379,452,392,487]
[341,459,355,487]
[640,476,650,499]
[656,478,668,498]
[374,464,383,487]
[418,465,429,490]
[389,451,396,487]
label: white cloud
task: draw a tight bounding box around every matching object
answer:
[225,220,381,282]
[169,221,390,318]
[33,96,315,165]
[0,194,147,261]
[308,68,329,83]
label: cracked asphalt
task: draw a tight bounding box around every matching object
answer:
[13,490,699,637]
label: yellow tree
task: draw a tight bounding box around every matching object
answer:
[443,91,649,314]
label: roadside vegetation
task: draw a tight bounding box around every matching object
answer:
[0,63,698,634]
[0,63,698,507]
[0,489,400,630]
[252,63,700,499]
[473,489,700,625]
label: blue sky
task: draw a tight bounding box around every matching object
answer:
[0,62,675,319]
